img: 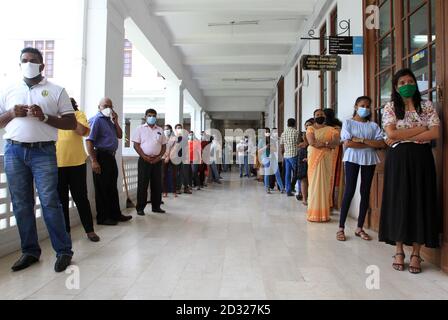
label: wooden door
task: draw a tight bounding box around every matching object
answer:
[277,76,285,134]
[439,0,448,274]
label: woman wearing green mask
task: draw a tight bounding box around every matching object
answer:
[379,68,441,274]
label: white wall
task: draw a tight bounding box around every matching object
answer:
[266,0,365,219]
[283,67,296,128]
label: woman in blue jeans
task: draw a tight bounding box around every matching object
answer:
[258,128,285,194]
[337,96,386,242]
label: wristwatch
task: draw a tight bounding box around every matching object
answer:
[42,114,49,123]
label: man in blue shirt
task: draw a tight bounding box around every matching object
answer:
[86,98,132,226]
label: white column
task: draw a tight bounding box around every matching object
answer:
[201,111,206,131]
[83,0,125,119]
[192,107,202,136]
[205,114,212,130]
[165,80,184,128]
[82,0,127,206]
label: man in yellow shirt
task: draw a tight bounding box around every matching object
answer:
[56,98,100,242]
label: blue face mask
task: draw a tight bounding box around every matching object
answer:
[147,116,157,125]
[357,107,371,119]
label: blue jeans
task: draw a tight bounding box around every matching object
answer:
[211,161,220,181]
[284,157,298,194]
[4,142,73,258]
[262,158,284,191]
[239,155,250,177]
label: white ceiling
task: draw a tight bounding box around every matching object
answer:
[147,0,319,114]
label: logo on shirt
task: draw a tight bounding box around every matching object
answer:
[41,90,49,98]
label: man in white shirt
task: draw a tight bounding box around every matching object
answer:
[132,108,167,215]
[0,47,77,273]
[236,137,250,178]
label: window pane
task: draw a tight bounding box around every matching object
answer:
[431,45,436,88]
[409,4,428,52]
[379,71,393,107]
[35,41,44,50]
[410,49,429,92]
[24,41,34,48]
[379,33,393,71]
[380,0,391,37]
[46,40,54,50]
[409,0,424,12]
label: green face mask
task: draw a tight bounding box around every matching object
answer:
[398,84,417,99]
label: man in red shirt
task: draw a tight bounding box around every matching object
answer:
[188,131,202,190]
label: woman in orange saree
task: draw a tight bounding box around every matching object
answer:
[306,109,341,223]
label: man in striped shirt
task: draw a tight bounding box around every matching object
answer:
[280,119,301,196]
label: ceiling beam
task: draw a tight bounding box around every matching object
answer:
[184,55,287,66]
[173,34,298,46]
[193,71,280,80]
[151,0,316,16]
[203,90,273,97]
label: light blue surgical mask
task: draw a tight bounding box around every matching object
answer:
[146,116,157,125]
[357,107,371,119]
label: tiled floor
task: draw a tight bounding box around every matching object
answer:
[0,171,447,300]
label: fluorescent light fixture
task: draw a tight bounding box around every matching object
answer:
[222,78,276,82]
[208,20,259,27]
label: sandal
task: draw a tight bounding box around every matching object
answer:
[355,230,372,241]
[409,255,424,274]
[336,230,346,242]
[392,252,405,271]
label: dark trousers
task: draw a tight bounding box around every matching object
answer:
[339,162,376,229]
[137,158,162,211]
[190,164,200,187]
[93,151,122,223]
[176,163,191,190]
[58,164,94,234]
[199,163,207,186]
[163,161,177,194]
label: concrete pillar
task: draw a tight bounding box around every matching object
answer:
[83,0,125,119]
[201,111,206,131]
[192,107,202,136]
[165,80,184,128]
[82,0,127,206]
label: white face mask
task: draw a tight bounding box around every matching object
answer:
[176,129,183,135]
[164,130,172,137]
[21,62,41,79]
[101,108,112,117]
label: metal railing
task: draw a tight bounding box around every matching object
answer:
[0,155,139,257]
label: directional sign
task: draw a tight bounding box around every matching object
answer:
[301,55,342,71]
[329,36,364,55]
[329,36,353,54]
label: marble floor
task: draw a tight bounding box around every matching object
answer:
[0,171,447,300]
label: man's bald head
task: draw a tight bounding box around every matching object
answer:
[98,98,113,111]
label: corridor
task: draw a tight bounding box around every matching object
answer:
[0,171,447,300]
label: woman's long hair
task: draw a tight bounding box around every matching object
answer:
[323,108,342,127]
[391,68,423,120]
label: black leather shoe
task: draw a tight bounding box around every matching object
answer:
[54,255,72,273]
[152,208,166,214]
[11,254,39,272]
[97,219,118,226]
[287,192,294,197]
[87,233,101,242]
[118,215,133,222]
[137,210,145,216]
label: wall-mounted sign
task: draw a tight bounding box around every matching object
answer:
[329,36,364,55]
[301,55,342,71]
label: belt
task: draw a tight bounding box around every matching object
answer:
[7,140,55,148]
[95,149,116,156]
